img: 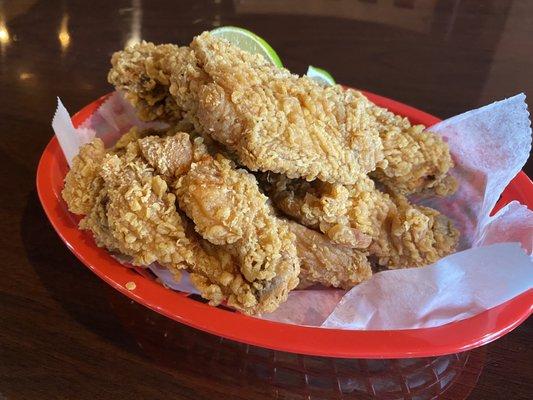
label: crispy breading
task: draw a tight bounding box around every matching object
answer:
[62,130,302,314]
[179,228,262,313]
[264,173,459,269]
[107,43,207,123]
[175,139,300,311]
[109,34,385,184]
[78,187,118,252]
[64,136,267,314]
[288,221,371,289]
[191,32,384,184]
[370,104,457,195]
[112,126,168,152]
[66,29,462,311]
[97,142,195,267]
[109,33,456,192]
[382,193,459,268]
[62,138,106,215]
[138,133,192,178]
[260,173,374,249]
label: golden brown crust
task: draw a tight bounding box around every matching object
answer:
[74,31,463,309]
[109,34,387,185]
[191,32,384,184]
[175,140,300,312]
[108,42,208,124]
[63,135,265,313]
[98,143,195,267]
[369,104,457,196]
[62,130,300,315]
[381,194,459,268]
[108,33,456,193]
[138,133,192,178]
[288,221,372,289]
[264,174,459,269]
[62,138,106,215]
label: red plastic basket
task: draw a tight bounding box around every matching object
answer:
[36,91,533,359]
[108,287,487,399]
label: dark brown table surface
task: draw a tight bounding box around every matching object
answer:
[1,0,531,399]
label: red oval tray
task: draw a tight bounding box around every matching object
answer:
[36,92,533,358]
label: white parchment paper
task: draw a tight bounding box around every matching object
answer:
[52,92,533,330]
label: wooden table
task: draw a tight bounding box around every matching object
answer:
[1,1,531,399]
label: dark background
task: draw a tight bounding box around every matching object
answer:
[0,1,531,399]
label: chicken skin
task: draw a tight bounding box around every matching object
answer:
[63,129,301,314]
[61,31,462,314]
[108,32,455,194]
[262,173,459,269]
[109,33,384,184]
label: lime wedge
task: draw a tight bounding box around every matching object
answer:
[306,65,336,86]
[211,26,283,68]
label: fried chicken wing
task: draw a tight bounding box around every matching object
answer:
[263,173,458,269]
[175,139,300,310]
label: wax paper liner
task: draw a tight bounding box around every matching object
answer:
[52,92,533,330]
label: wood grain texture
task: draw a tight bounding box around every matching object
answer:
[0,0,531,399]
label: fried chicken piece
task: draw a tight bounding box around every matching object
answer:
[62,138,106,215]
[369,105,457,196]
[138,132,192,178]
[99,144,197,268]
[109,34,384,184]
[191,32,383,184]
[109,33,456,191]
[107,43,208,124]
[175,139,300,310]
[287,221,371,289]
[264,173,459,269]
[63,132,290,315]
[63,137,195,267]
